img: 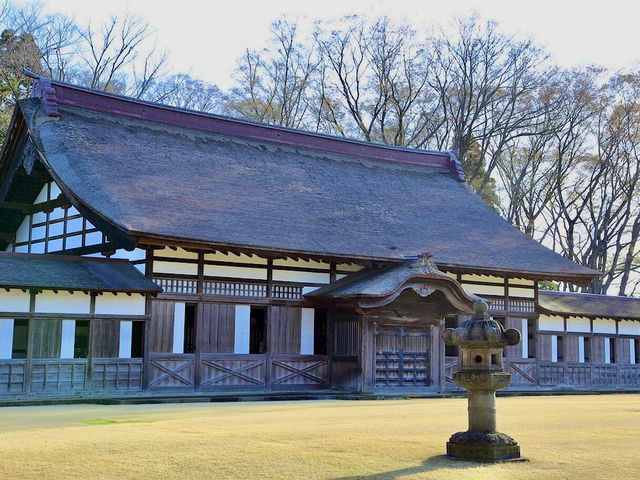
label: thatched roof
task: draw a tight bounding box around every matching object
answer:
[0,252,160,293]
[2,78,600,282]
[538,291,640,320]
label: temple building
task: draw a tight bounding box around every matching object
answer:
[0,75,638,400]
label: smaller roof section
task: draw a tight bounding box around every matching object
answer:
[538,290,640,321]
[0,252,161,294]
[306,254,477,315]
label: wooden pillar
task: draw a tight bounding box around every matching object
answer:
[142,247,154,390]
[24,291,37,394]
[86,293,96,390]
[265,306,272,390]
[359,316,374,392]
[430,323,441,390]
[438,319,445,392]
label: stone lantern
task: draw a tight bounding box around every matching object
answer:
[442,300,524,461]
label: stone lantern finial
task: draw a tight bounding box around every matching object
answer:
[442,298,525,462]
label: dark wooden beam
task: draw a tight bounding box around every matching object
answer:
[0,196,70,214]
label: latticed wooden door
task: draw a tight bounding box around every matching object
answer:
[375,327,430,387]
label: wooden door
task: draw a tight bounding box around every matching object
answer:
[375,327,430,388]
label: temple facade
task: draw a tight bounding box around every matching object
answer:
[0,75,638,401]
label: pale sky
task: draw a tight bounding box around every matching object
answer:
[42,0,640,89]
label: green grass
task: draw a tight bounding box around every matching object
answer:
[0,394,638,479]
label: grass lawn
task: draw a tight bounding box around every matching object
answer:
[0,394,638,479]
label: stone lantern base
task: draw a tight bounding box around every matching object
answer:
[446,430,522,461]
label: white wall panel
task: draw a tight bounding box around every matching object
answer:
[593,318,616,334]
[461,283,504,296]
[604,337,611,364]
[35,291,90,314]
[579,336,585,363]
[551,335,558,362]
[629,339,635,365]
[204,264,267,280]
[508,287,535,299]
[619,320,640,336]
[300,308,314,355]
[95,294,146,316]
[154,261,198,276]
[172,303,185,354]
[539,315,564,332]
[234,305,250,354]
[118,321,133,359]
[60,319,75,359]
[0,319,14,359]
[156,247,198,260]
[272,270,330,284]
[0,290,30,313]
[567,317,590,333]
[521,319,528,359]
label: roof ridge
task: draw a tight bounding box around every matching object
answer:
[541,290,640,300]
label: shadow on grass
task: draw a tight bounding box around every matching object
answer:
[331,455,491,480]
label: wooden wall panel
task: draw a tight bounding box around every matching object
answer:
[592,336,605,363]
[539,334,552,362]
[150,301,175,353]
[617,338,630,363]
[31,319,62,358]
[91,319,120,358]
[565,336,580,362]
[199,303,235,353]
[270,306,301,354]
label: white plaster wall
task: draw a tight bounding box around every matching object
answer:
[521,319,528,359]
[619,320,640,336]
[118,321,133,359]
[50,182,61,199]
[508,287,535,299]
[551,335,558,362]
[272,270,330,284]
[567,317,591,333]
[508,278,535,287]
[34,184,48,204]
[204,264,267,280]
[95,294,146,316]
[461,274,503,283]
[461,283,505,296]
[156,247,198,260]
[204,251,267,265]
[35,291,90,314]
[84,231,103,246]
[172,303,185,354]
[66,217,83,233]
[15,216,29,244]
[0,290,30,313]
[0,319,13,359]
[539,315,564,332]
[154,261,198,276]
[234,305,250,354]
[593,318,616,334]
[630,339,636,365]
[579,336,585,363]
[60,319,75,359]
[30,242,45,254]
[300,308,314,355]
[604,337,611,364]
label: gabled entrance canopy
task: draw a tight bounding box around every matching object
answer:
[306,255,477,321]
